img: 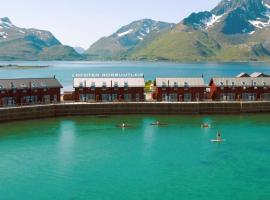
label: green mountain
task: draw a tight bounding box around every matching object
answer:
[0,17,82,61]
[130,0,270,62]
[85,19,175,60]
[85,0,270,62]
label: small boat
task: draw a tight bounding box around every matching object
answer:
[150,121,168,126]
[117,123,132,128]
[201,123,210,128]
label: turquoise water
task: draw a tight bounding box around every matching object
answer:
[1,61,270,90]
[0,115,270,199]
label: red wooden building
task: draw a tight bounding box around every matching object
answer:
[0,77,62,106]
[154,77,206,102]
[209,77,270,101]
[74,76,145,102]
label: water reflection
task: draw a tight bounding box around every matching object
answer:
[142,118,156,156]
[57,120,77,167]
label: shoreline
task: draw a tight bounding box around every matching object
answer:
[1,101,270,123]
[1,60,270,65]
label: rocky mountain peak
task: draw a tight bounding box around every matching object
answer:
[183,0,270,34]
[0,17,13,28]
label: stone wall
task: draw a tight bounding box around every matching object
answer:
[1,102,270,122]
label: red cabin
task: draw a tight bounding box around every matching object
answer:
[154,77,206,102]
[209,77,270,101]
[74,76,145,102]
[0,77,62,106]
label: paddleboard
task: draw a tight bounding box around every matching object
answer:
[150,123,168,126]
[211,139,225,143]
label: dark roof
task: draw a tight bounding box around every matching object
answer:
[250,72,270,77]
[156,77,205,87]
[211,77,270,87]
[0,78,63,90]
[236,72,250,78]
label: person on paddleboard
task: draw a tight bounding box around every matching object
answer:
[217,131,222,141]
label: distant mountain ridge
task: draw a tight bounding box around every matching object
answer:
[86,0,270,62]
[85,19,175,60]
[130,0,270,62]
[3,0,270,62]
[0,17,82,61]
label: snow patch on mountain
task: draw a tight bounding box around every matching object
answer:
[262,1,270,9]
[249,19,270,29]
[0,31,8,39]
[0,18,13,29]
[206,14,224,29]
[117,29,133,37]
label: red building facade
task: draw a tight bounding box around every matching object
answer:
[0,78,62,106]
[74,76,145,102]
[154,78,206,102]
[209,77,270,101]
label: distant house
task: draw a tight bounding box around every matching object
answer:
[209,77,270,101]
[236,72,250,78]
[73,76,145,102]
[250,72,270,78]
[154,77,206,102]
[0,77,62,106]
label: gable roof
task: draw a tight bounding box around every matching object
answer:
[156,77,205,87]
[236,72,250,78]
[0,78,63,90]
[73,77,145,88]
[250,72,270,77]
[211,77,270,87]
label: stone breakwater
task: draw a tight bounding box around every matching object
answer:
[1,102,270,122]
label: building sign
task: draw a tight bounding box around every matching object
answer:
[72,73,144,78]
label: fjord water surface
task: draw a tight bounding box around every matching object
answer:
[1,61,270,90]
[0,115,269,199]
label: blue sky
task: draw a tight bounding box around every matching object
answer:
[0,0,220,48]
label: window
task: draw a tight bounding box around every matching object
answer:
[184,93,191,102]
[21,83,27,88]
[254,82,257,89]
[184,82,189,87]
[136,93,140,101]
[114,82,118,87]
[0,85,3,90]
[91,82,95,90]
[40,82,47,87]
[162,82,166,87]
[231,82,235,89]
[124,94,132,101]
[31,83,36,88]
[79,82,84,88]
[124,82,128,90]
[102,82,107,87]
[174,82,178,87]
[242,82,246,90]
[43,95,50,104]
[11,82,16,89]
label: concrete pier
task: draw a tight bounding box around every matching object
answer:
[1,102,270,122]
